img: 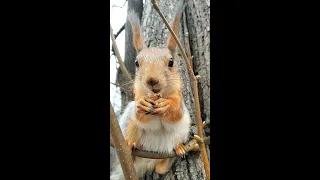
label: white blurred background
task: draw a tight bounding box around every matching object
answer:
[110,0,128,116]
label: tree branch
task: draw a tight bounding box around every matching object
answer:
[110,102,138,180]
[151,1,210,179]
[112,1,128,8]
[110,137,210,159]
[115,24,125,39]
[110,82,135,94]
[110,23,133,82]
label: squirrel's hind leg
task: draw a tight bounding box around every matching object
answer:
[155,157,177,175]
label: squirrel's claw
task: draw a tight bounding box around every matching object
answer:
[153,100,168,108]
[136,96,169,115]
[174,144,186,157]
[150,105,169,115]
[151,98,169,115]
[139,98,153,108]
[137,98,155,114]
[144,97,156,106]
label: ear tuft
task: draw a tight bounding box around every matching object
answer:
[167,0,186,55]
[127,11,146,53]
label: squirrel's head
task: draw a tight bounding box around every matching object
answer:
[134,47,181,97]
[128,9,183,97]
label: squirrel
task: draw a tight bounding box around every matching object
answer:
[111,1,191,179]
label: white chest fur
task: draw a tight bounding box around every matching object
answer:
[132,102,191,153]
[119,101,191,154]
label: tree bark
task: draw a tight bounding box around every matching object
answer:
[185,0,211,136]
[139,0,210,179]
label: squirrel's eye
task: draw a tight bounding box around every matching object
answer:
[135,60,139,67]
[168,58,174,67]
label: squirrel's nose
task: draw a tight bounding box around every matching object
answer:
[146,78,159,86]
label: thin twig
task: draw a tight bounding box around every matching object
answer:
[151,1,210,179]
[110,82,133,93]
[110,23,126,53]
[120,79,135,86]
[112,1,128,8]
[110,23,132,82]
[110,102,138,180]
[115,23,126,39]
[110,137,210,159]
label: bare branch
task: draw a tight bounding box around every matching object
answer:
[110,23,126,54]
[112,1,127,8]
[151,1,210,179]
[115,24,126,39]
[121,80,135,86]
[110,23,132,82]
[110,82,135,94]
[110,137,210,159]
[110,102,138,180]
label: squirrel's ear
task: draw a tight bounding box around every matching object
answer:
[128,11,146,53]
[167,1,185,55]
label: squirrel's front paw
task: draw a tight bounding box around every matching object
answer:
[136,96,156,114]
[151,98,169,115]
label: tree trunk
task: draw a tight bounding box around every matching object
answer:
[138,0,210,179]
[185,0,211,137]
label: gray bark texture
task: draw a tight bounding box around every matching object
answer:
[141,0,210,179]
[112,0,210,179]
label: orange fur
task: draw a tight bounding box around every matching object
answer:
[132,25,145,52]
[155,92,183,123]
[134,93,153,124]
[155,158,170,174]
[135,113,152,124]
[167,14,182,54]
[121,4,188,177]
[125,119,142,146]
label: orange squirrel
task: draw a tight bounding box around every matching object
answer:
[111,1,190,179]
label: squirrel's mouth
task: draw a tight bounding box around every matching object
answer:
[152,88,161,93]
